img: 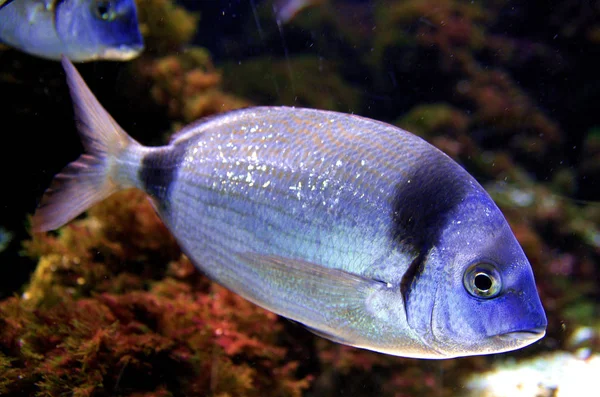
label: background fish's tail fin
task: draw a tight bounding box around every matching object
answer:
[31,56,142,232]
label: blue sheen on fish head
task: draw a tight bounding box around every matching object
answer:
[411,191,547,358]
[393,153,546,358]
[55,0,143,61]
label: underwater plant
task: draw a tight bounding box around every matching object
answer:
[1,190,311,396]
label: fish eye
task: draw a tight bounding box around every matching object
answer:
[463,263,501,299]
[93,0,117,21]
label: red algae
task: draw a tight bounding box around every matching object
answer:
[138,49,250,124]
[0,189,310,396]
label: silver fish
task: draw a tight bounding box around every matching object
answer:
[32,57,547,359]
[0,0,143,62]
[273,0,326,24]
[0,226,13,253]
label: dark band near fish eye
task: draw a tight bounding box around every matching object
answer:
[463,263,502,299]
[93,0,117,21]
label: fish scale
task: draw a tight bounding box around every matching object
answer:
[32,58,547,359]
[162,110,416,276]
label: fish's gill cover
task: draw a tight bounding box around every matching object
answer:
[390,149,475,308]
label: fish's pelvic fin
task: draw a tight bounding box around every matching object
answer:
[31,57,139,232]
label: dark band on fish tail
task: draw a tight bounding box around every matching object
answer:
[139,144,187,210]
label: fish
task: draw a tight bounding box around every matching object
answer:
[0,0,143,62]
[273,0,327,24]
[31,57,547,359]
[0,226,13,253]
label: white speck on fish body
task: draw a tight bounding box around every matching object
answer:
[336,160,343,167]
[289,181,303,199]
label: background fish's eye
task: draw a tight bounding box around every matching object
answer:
[93,0,117,21]
[463,263,502,299]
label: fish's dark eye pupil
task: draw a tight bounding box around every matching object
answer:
[464,263,501,299]
[474,273,492,291]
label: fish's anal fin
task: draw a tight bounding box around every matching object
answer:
[235,252,386,333]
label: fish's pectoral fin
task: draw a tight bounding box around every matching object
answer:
[235,252,387,340]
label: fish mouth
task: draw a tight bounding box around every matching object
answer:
[497,327,546,342]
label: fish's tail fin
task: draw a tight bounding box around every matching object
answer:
[31,56,142,232]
